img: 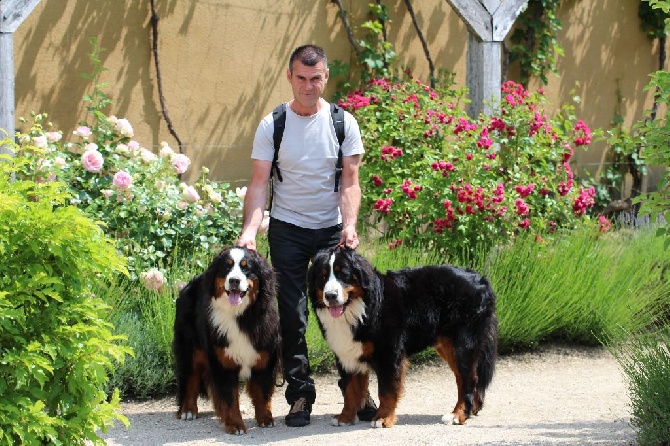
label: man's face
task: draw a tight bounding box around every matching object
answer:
[287,60,329,112]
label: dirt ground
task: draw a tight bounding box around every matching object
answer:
[99,345,636,446]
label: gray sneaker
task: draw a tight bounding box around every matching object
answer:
[285,397,311,427]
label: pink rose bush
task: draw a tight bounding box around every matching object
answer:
[15,112,243,279]
[341,78,607,253]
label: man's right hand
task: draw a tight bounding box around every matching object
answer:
[236,234,257,251]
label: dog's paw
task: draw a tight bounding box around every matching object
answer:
[331,414,358,426]
[256,417,275,428]
[442,413,465,425]
[179,411,196,421]
[371,414,397,428]
[224,423,247,435]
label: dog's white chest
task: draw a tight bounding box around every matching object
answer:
[209,299,259,379]
[316,306,370,374]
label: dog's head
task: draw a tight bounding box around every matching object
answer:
[308,247,378,322]
[205,247,271,310]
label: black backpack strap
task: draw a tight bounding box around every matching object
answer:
[331,102,345,192]
[271,103,286,183]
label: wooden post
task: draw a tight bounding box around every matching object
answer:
[445,0,527,117]
[0,0,42,155]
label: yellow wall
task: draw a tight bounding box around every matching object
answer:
[12,0,665,189]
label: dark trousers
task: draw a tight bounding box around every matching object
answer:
[268,218,341,405]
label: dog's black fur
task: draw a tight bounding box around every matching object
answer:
[307,247,498,427]
[173,247,280,435]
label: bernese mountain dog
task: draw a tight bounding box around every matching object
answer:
[307,246,498,428]
[172,246,280,435]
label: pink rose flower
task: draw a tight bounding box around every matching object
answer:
[46,131,62,143]
[81,149,104,173]
[113,170,132,189]
[73,126,92,139]
[141,268,165,291]
[182,185,200,203]
[33,135,48,148]
[172,153,191,174]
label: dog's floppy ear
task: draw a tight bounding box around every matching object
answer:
[342,248,380,296]
[308,248,331,287]
[246,248,276,296]
[203,249,227,298]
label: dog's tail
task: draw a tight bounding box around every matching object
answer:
[475,286,498,408]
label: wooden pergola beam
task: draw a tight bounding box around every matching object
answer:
[1,0,41,155]
[445,0,527,117]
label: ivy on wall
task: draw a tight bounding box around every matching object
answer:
[508,0,563,86]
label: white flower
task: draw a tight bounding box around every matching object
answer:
[46,132,62,143]
[236,187,247,199]
[159,141,174,157]
[139,148,157,163]
[54,156,66,169]
[209,191,222,203]
[114,118,134,137]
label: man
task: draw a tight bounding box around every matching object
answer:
[236,44,376,427]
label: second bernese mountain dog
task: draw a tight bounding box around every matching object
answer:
[172,246,280,435]
[307,246,498,428]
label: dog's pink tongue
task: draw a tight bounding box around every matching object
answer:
[228,291,243,306]
[329,305,345,318]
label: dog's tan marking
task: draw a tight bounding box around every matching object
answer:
[347,282,365,300]
[372,358,407,428]
[253,351,270,370]
[177,348,208,420]
[211,383,246,435]
[360,341,375,361]
[435,336,468,424]
[246,278,259,303]
[214,277,226,299]
[246,379,274,427]
[333,372,369,426]
[215,346,240,370]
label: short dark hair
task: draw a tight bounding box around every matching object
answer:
[289,45,328,73]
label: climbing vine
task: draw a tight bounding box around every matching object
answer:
[509,0,563,86]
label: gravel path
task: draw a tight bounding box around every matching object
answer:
[99,345,636,445]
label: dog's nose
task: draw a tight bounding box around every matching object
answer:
[324,291,339,303]
[228,277,240,289]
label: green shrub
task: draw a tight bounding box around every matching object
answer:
[608,326,670,446]
[0,147,131,445]
[13,42,244,280]
[342,77,601,255]
[487,226,669,352]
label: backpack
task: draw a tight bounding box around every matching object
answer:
[270,102,346,192]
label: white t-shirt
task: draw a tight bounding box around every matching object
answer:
[251,98,364,229]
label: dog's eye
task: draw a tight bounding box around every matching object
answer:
[334,265,341,272]
[240,259,247,268]
[226,258,233,266]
